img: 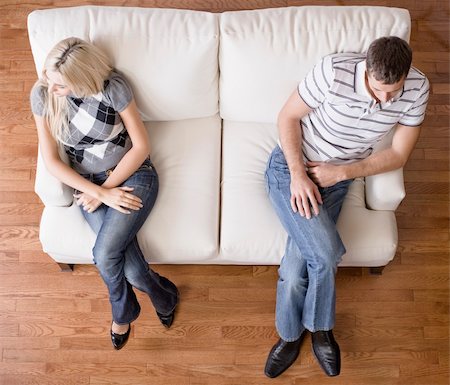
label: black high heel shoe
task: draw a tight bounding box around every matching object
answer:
[156,290,179,328]
[156,311,175,328]
[110,323,131,350]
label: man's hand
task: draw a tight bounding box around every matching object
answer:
[307,162,346,188]
[290,173,323,219]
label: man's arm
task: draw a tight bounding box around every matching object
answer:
[278,90,323,219]
[307,124,421,187]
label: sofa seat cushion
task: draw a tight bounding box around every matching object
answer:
[219,121,397,266]
[40,116,221,264]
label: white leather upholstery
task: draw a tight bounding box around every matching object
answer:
[139,117,221,263]
[28,6,219,122]
[337,179,398,267]
[365,129,406,210]
[39,204,96,264]
[39,116,222,264]
[218,122,398,266]
[219,6,410,123]
[219,121,283,264]
[28,5,410,267]
[35,147,73,206]
[218,6,409,266]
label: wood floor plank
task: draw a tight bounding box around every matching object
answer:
[190,378,293,385]
[400,251,449,265]
[0,336,60,350]
[0,0,448,384]
[0,374,89,385]
[3,348,236,365]
[90,375,190,385]
[0,362,47,375]
[45,362,148,376]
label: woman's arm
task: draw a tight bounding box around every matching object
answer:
[73,98,150,213]
[34,113,105,197]
[34,113,142,214]
[101,99,150,189]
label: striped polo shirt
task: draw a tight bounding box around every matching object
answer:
[297,53,429,164]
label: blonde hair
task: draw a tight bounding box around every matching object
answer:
[36,37,112,141]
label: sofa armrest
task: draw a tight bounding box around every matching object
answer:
[364,125,406,211]
[365,168,405,211]
[35,147,74,207]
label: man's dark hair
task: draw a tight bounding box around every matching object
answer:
[366,36,412,84]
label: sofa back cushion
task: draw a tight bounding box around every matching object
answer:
[219,6,411,123]
[28,6,219,122]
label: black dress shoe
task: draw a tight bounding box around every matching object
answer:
[311,330,341,376]
[264,334,305,378]
[110,323,131,350]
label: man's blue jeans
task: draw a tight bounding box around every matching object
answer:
[80,158,178,325]
[265,146,352,341]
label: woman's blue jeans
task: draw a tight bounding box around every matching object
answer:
[80,158,178,325]
[265,146,352,341]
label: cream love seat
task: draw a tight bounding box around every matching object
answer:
[28,5,410,272]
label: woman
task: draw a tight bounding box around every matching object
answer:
[30,37,179,350]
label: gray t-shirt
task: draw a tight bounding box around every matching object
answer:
[31,70,133,174]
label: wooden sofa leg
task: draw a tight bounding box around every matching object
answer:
[369,266,384,275]
[58,263,74,272]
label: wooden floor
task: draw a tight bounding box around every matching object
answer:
[0,0,448,384]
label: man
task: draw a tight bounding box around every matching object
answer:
[264,36,429,378]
